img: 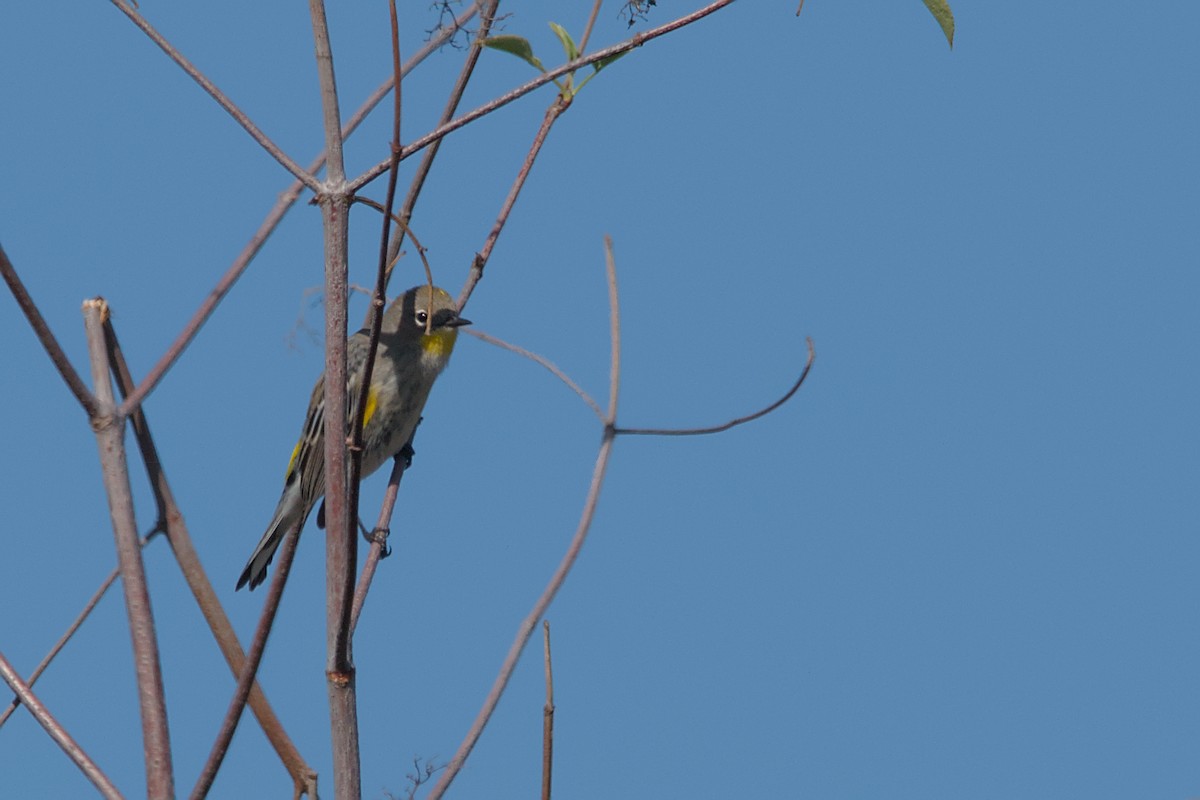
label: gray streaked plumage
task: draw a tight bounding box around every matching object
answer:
[237,285,468,590]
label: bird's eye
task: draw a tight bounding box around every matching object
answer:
[415,309,429,326]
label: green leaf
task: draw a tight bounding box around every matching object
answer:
[921,0,955,48]
[483,35,546,71]
[548,22,579,62]
[573,48,630,94]
[592,49,629,73]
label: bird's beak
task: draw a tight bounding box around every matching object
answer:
[432,309,472,329]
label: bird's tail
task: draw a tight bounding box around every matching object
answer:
[237,482,308,591]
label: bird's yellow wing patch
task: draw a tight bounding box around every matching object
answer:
[362,384,379,428]
[285,440,302,480]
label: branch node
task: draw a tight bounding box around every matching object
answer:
[326,670,355,689]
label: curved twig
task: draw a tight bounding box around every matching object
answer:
[429,237,623,799]
[465,328,605,422]
[615,337,815,436]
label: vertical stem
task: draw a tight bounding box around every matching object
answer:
[82,300,174,799]
[308,1,359,797]
[541,620,555,800]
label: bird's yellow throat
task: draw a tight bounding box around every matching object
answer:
[420,327,458,360]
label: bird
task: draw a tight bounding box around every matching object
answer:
[237,284,469,590]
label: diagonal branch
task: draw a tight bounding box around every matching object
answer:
[373,0,501,299]
[348,446,412,637]
[189,525,302,800]
[104,319,317,796]
[458,93,568,311]
[113,8,476,420]
[351,0,738,194]
[108,0,320,191]
[0,529,158,731]
[465,328,605,422]
[0,242,97,416]
[0,650,124,800]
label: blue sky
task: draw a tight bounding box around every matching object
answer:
[2,1,1197,797]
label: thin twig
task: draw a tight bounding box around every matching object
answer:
[0,651,124,800]
[350,198,435,287]
[578,0,605,52]
[431,433,616,800]
[458,95,568,311]
[542,620,555,800]
[82,299,174,800]
[0,243,97,416]
[351,0,738,194]
[0,529,158,730]
[464,328,604,422]
[615,337,815,436]
[105,320,317,796]
[376,0,501,301]
[113,12,475,420]
[428,238,623,800]
[108,0,320,191]
[189,525,302,800]
[344,0,404,651]
[603,236,621,426]
[348,448,413,637]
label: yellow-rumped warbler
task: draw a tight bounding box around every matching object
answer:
[236,284,469,590]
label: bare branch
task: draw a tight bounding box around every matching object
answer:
[113,15,473,420]
[615,337,816,436]
[82,299,173,799]
[352,0,738,194]
[376,0,501,300]
[603,235,621,425]
[429,238,624,799]
[108,0,321,191]
[542,620,555,800]
[105,320,317,796]
[0,529,158,730]
[189,525,302,800]
[306,2,361,795]
[579,0,605,52]
[344,0,405,639]
[0,243,97,416]
[0,651,124,800]
[349,447,413,636]
[431,430,616,799]
[465,328,605,422]
[458,95,568,310]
